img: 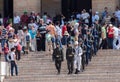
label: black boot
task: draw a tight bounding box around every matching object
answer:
[77,70,80,74]
[68,70,71,74]
[57,69,60,75]
[75,69,78,74]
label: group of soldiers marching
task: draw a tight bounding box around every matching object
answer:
[52,24,101,75]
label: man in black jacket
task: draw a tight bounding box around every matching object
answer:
[66,41,75,74]
[53,43,64,74]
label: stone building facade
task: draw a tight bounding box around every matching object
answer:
[14,0,120,16]
[0,0,120,17]
[92,0,120,14]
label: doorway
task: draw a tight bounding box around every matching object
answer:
[4,0,13,19]
[62,0,92,20]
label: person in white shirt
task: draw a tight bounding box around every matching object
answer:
[55,22,62,49]
[81,9,90,24]
[92,12,95,23]
[115,7,120,23]
[17,26,24,44]
[76,12,81,20]
[8,39,15,51]
[10,47,18,76]
[36,13,41,23]
[74,41,83,74]
[28,19,38,31]
[22,27,31,54]
[14,13,20,24]
[94,12,100,21]
[113,26,119,49]
[14,13,20,34]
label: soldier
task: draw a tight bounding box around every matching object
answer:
[53,43,64,74]
[85,29,93,65]
[92,25,99,55]
[66,41,75,74]
[79,39,86,72]
[74,41,83,74]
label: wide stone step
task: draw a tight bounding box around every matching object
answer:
[3,49,120,82]
[4,73,120,81]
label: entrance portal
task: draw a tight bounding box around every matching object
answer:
[62,0,92,20]
[4,0,13,18]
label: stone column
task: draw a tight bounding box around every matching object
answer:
[0,0,3,17]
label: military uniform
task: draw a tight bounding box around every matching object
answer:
[53,46,64,74]
[81,42,86,72]
[85,30,93,65]
[74,41,83,74]
[66,46,75,74]
[92,27,99,55]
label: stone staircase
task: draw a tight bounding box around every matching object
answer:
[3,50,120,82]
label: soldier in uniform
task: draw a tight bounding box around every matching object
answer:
[85,29,93,65]
[53,43,64,74]
[74,41,83,74]
[79,39,86,72]
[66,41,75,74]
[92,25,99,55]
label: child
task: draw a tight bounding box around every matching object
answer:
[10,47,18,76]
[3,43,9,62]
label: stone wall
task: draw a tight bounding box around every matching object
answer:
[92,0,120,15]
[14,0,41,15]
[41,0,61,17]
[13,0,120,17]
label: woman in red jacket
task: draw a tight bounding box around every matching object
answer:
[107,24,114,49]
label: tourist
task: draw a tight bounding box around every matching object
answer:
[10,47,18,76]
[3,43,9,62]
[13,13,20,34]
[36,30,42,51]
[107,24,114,49]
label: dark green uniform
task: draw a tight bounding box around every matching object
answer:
[66,46,75,74]
[53,47,64,74]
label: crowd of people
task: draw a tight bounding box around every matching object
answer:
[0,6,120,76]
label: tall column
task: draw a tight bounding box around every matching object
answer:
[4,0,13,18]
[0,0,3,17]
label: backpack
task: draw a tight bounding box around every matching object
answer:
[26,35,30,42]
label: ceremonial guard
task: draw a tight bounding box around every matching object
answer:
[85,29,93,65]
[53,43,64,74]
[66,41,75,74]
[79,39,86,72]
[74,41,83,74]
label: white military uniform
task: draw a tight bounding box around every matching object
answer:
[74,46,83,71]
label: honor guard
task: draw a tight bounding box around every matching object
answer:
[66,41,75,74]
[53,43,64,74]
[74,41,83,74]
